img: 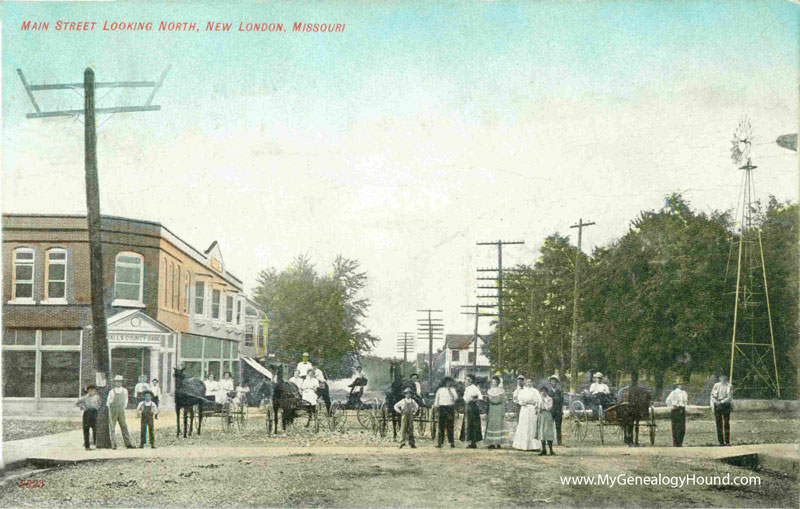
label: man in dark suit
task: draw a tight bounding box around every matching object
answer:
[548,374,564,445]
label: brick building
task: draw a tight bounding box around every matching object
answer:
[2,214,250,415]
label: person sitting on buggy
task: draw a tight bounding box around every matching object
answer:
[300,371,320,407]
[214,371,235,405]
[288,369,303,389]
[314,367,331,413]
[347,366,368,406]
[585,372,615,414]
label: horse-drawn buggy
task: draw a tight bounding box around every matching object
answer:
[567,383,656,446]
[173,367,249,436]
[328,375,383,432]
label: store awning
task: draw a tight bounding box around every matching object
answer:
[242,356,273,379]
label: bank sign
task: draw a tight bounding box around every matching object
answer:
[109,333,163,345]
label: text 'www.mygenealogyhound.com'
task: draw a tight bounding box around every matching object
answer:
[560,473,762,489]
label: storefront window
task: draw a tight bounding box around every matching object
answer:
[183,360,202,379]
[206,361,221,380]
[41,351,80,398]
[2,351,35,397]
[205,337,221,358]
[3,329,35,345]
[181,335,204,358]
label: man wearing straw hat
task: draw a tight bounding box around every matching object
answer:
[106,375,135,449]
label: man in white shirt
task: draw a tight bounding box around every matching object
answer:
[433,377,458,448]
[106,375,135,449]
[665,380,689,447]
[134,375,151,405]
[710,375,733,446]
[589,372,610,395]
[296,352,315,377]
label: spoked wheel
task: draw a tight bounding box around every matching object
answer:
[416,406,428,436]
[357,402,375,430]
[568,400,588,443]
[598,405,605,445]
[264,403,274,435]
[329,401,347,432]
[313,403,323,433]
[649,406,656,445]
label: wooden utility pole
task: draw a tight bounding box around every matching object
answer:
[396,332,414,377]
[18,67,168,448]
[476,240,524,371]
[417,309,443,391]
[569,218,595,394]
[461,303,496,377]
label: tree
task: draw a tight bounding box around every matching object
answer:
[253,255,377,379]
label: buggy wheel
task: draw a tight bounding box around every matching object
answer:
[330,402,347,432]
[649,406,656,445]
[568,400,588,442]
[416,406,428,436]
[598,418,605,445]
[357,403,374,430]
[314,402,323,433]
[264,403,274,435]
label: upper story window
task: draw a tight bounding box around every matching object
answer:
[183,271,191,314]
[467,351,476,364]
[168,263,175,309]
[211,289,221,319]
[12,248,35,301]
[194,282,205,315]
[45,249,67,301]
[113,252,144,305]
[225,295,234,323]
[451,350,460,362]
[245,306,258,317]
[173,264,179,310]
[236,300,242,325]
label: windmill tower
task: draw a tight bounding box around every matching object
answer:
[727,117,781,398]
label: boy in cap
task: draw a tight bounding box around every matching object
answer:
[136,390,159,448]
[393,387,419,448]
[75,384,101,450]
[106,375,135,449]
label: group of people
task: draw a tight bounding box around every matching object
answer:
[664,375,734,447]
[75,374,160,450]
[509,375,563,455]
[287,352,331,411]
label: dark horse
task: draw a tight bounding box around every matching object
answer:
[615,377,652,447]
[255,369,315,433]
[382,361,405,440]
[174,367,206,438]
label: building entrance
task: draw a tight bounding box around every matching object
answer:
[111,347,150,408]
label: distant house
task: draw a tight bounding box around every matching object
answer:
[444,334,492,381]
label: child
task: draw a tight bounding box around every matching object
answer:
[136,390,159,448]
[75,384,101,451]
[393,387,419,448]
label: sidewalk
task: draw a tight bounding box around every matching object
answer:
[2,410,178,471]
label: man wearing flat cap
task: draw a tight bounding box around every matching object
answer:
[106,375,135,449]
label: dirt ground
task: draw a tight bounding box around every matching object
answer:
[2,410,797,507]
[1,448,796,508]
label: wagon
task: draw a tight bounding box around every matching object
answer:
[566,392,656,445]
[328,392,383,432]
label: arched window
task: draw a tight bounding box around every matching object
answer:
[168,263,175,309]
[162,258,168,306]
[45,248,68,301]
[183,271,191,313]
[173,263,179,309]
[113,252,144,305]
[12,247,35,301]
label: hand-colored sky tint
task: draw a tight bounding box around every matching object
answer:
[3,1,798,358]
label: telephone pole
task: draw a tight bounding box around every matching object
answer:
[569,218,595,393]
[417,309,443,390]
[18,66,168,448]
[476,240,524,371]
[396,332,415,377]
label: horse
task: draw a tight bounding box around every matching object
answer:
[382,361,405,440]
[173,367,206,438]
[616,383,652,447]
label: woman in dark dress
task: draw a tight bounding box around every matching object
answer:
[460,375,483,448]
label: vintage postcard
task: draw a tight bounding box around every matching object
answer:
[1,1,798,507]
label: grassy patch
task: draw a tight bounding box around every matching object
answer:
[3,420,82,442]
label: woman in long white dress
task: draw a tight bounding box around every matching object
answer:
[512,378,542,451]
[300,371,320,406]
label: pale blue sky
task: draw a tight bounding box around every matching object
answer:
[3,1,798,358]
